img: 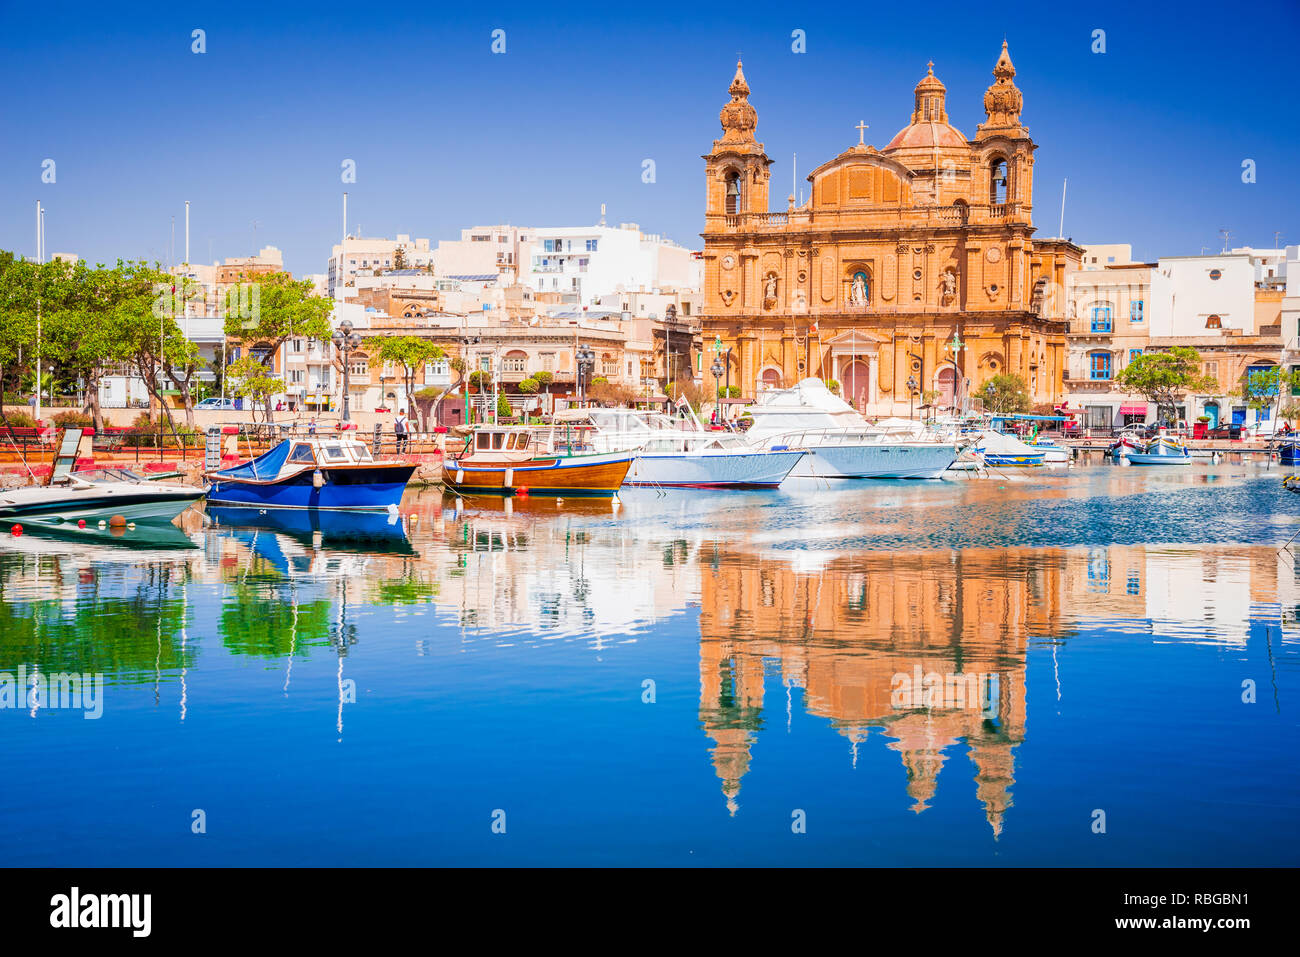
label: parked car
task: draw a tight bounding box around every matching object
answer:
[1206,423,1243,440]
[196,398,239,410]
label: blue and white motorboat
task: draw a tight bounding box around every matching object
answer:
[974,430,1046,467]
[1126,435,1191,465]
[1026,437,1070,464]
[1276,440,1299,466]
[206,435,417,510]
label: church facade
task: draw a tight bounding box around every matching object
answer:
[700,45,1081,414]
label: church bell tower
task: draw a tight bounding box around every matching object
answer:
[703,60,771,226]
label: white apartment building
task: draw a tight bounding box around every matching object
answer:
[1148,253,1260,337]
[433,225,535,279]
[521,223,701,306]
[327,234,434,296]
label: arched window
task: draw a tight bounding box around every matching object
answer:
[724,170,743,214]
[1206,314,1222,329]
[989,158,1009,205]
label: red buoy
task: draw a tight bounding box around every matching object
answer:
[77,519,87,529]
[10,525,21,536]
[515,486,530,498]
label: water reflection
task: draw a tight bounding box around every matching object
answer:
[0,468,1297,860]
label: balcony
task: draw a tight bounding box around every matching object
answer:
[713,203,1023,233]
[1069,320,1115,336]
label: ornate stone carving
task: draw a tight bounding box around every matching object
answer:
[762,273,779,309]
[849,273,868,306]
[940,269,957,305]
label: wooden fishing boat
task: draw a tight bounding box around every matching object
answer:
[442,425,633,497]
[1127,435,1191,465]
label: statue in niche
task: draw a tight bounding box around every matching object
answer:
[941,269,957,305]
[849,271,869,306]
[763,273,779,309]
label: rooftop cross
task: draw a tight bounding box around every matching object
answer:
[856,120,868,146]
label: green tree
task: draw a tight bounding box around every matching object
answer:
[516,377,539,394]
[1114,347,1219,425]
[223,271,332,422]
[977,373,1031,414]
[496,392,512,420]
[364,335,445,430]
[391,246,407,271]
[227,356,282,421]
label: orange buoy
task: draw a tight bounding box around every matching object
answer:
[10,524,21,536]
[109,515,127,528]
[516,486,530,498]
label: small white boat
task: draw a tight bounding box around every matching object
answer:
[973,430,1047,467]
[0,429,205,526]
[1126,435,1191,465]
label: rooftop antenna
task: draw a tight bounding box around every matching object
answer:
[1219,227,1231,253]
[1274,230,1284,249]
[599,203,606,227]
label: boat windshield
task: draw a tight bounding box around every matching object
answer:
[69,468,148,484]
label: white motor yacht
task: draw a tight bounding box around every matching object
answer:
[743,379,961,479]
[555,408,806,488]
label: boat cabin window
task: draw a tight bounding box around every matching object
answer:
[321,444,347,461]
[289,443,315,464]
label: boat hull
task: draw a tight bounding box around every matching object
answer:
[1126,452,1191,465]
[625,449,805,487]
[787,443,956,480]
[207,463,417,510]
[0,486,204,524]
[981,452,1047,467]
[443,453,632,497]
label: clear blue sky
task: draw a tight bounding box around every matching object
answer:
[2,0,1297,276]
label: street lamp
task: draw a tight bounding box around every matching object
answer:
[907,374,919,420]
[331,319,363,422]
[576,344,594,406]
[711,357,724,421]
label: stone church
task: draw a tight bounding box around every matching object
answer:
[700,44,1081,414]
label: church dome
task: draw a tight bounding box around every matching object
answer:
[884,122,968,150]
[883,62,968,152]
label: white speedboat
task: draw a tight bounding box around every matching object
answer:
[558,409,806,488]
[743,379,960,479]
[0,467,205,526]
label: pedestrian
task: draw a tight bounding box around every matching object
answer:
[394,409,409,454]
[308,418,317,434]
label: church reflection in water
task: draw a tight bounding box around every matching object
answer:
[2,490,1296,837]
[696,547,1051,832]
